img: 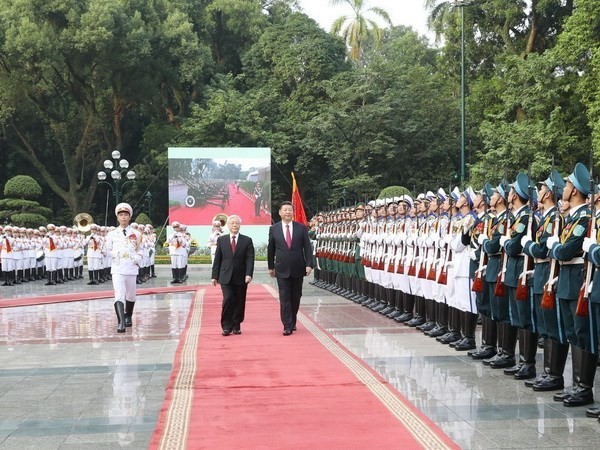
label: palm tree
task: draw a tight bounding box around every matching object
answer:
[425,0,456,41]
[330,0,392,63]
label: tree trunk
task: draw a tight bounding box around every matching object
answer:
[525,0,538,55]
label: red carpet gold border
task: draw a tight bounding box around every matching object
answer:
[157,289,204,450]
[263,284,452,450]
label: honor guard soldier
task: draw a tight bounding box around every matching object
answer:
[582,184,600,418]
[106,203,143,333]
[85,224,102,285]
[1,226,15,286]
[521,170,567,391]
[547,163,595,407]
[168,222,185,283]
[480,179,513,368]
[501,173,537,380]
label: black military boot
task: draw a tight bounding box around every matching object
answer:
[136,268,143,285]
[514,330,538,380]
[563,348,597,407]
[526,337,551,388]
[87,271,98,285]
[534,339,568,392]
[554,344,580,401]
[455,312,477,351]
[490,323,516,369]
[114,301,126,333]
[470,316,497,359]
[151,264,157,277]
[171,268,181,284]
[45,271,54,286]
[125,300,135,327]
[1,271,8,286]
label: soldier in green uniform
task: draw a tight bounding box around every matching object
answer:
[521,170,567,391]
[480,179,514,368]
[547,163,595,407]
[502,173,537,380]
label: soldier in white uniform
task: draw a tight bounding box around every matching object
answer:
[105,203,142,333]
[85,224,102,285]
[1,226,15,286]
[168,222,185,283]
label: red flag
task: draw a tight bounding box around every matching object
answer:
[291,172,308,226]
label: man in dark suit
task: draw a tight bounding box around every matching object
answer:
[268,201,314,335]
[211,215,255,336]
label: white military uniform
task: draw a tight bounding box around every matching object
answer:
[106,225,142,305]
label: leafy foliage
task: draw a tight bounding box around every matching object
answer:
[4,175,42,199]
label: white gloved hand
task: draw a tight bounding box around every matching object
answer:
[443,234,452,244]
[477,234,487,246]
[582,237,595,254]
[546,236,559,250]
[468,248,478,261]
[425,237,434,248]
[520,235,532,249]
[499,236,509,247]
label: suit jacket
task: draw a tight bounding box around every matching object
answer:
[211,234,255,285]
[268,221,313,278]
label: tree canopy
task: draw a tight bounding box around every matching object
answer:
[0,0,598,223]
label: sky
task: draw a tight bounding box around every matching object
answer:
[297,0,435,43]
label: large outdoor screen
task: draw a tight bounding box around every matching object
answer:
[168,147,271,247]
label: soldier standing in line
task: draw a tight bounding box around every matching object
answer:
[501,173,537,380]
[85,224,102,285]
[547,163,595,407]
[168,222,184,283]
[468,183,497,359]
[522,170,567,391]
[1,226,15,286]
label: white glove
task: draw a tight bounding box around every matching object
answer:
[443,234,452,244]
[520,236,532,248]
[132,254,142,265]
[477,234,487,246]
[437,237,446,248]
[425,237,434,248]
[546,236,559,250]
[468,248,477,261]
[499,236,509,247]
[583,237,595,254]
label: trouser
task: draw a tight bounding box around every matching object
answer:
[112,273,137,305]
[276,276,304,330]
[220,283,248,331]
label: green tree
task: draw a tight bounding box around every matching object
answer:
[330,0,392,63]
[0,0,212,215]
[0,176,51,226]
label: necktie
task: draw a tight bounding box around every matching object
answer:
[285,224,292,249]
[123,229,127,236]
[231,235,236,253]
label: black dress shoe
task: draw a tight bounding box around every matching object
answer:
[533,375,564,391]
[426,326,448,338]
[552,387,575,401]
[283,329,292,336]
[563,387,594,407]
[406,316,426,327]
[489,354,516,369]
[514,363,536,380]
[587,405,600,418]
[292,326,297,331]
[525,374,547,388]
[503,363,524,375]
[454,338,476,351]
[233,329,241,335]
[438,331,462,344]
[222,330,231,336]
[469,346,496,360]
[417,321,437,332]
[395,312,413,323]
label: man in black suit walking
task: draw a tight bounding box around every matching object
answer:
[268,201,313,335]
[211,215,255,336]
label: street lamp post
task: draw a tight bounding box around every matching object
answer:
[455,0,472,188]
[97,150,136,205]
[145,191,152,216]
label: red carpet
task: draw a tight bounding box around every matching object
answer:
[150,284,457,449]
[169,182,272,226]
[0,284,199,308]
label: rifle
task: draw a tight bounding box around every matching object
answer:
[417,210,428,279]
[427,197,441,281]
[472,189,489,293]
[516,172,534,301]
[541,166,561,309]
[408,213,419,276]
[438,190,454,285]
[576,159,594,317]
[494,182,510,298]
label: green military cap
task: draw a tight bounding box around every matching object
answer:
[510,172,531,200]
[539,169,565,198]
[480,182,494,205]
[494,178,510,198]
[355,202,365,209]
[566,162,591,196]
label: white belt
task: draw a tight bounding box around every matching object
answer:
[560,257,585,266]
[534,258,551,264]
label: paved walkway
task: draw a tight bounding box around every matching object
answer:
[1,265,600,448]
